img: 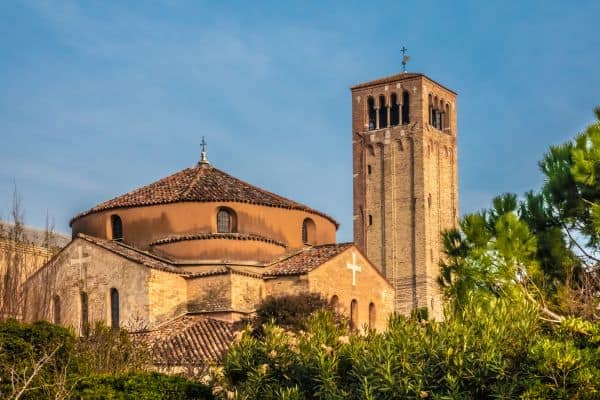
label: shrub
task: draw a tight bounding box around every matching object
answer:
[215,295,600,399]
[73,372,214,400]
[0,319,80,399]
[251,292,333,333]
[77,322,149,375]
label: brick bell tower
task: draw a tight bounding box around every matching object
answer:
[351,69,458,319]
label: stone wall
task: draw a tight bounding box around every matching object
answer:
[307,247,394,332]
[23,238,188,333]
[186,273,231,314]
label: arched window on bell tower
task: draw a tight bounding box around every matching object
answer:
[378,95,388,128]
[390,93,400,126]
[402,91,410,124]
[367,97,376,130]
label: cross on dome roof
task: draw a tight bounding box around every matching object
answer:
[198,136,210,167]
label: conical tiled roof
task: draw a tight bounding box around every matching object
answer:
[70,165,338,226]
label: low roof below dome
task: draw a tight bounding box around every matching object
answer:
[70,164,338,227]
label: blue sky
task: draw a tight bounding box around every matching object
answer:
[1,0,599,241]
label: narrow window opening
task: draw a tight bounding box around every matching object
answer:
[368,215,373,226]
[390,93,399,126]
[110,288,120,330]
[350,299,359,331]
[368,302,376,329]
[53,295,61,325]
[80,291,89,337]
[111,215,123,241]
[302,218,316,244]
[330,295,339,313]
[367,165,372,175]
[378,95,388,128]
[367,97,376,130]
[402,91,410,124]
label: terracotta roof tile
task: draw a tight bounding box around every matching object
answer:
[71,165,338,227]
[77,234,189,275]
[150,232,286,248]
[263,242,354,276]
[136,315,235,366]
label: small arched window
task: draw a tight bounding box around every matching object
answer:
[111,215,123,241]
[367,97,376,130]
[80,291,89,337]
[330,295,339,313]
[350,299,359,331]
[302,218,316,244]
[53,295,61,325]
[390,93,400,126]
[378,95,388,128]
[368,302,376,329]
[217,208,236,233]
[110,288,119,330]
[402,91,410,124]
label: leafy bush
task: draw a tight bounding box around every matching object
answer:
[215,296,600,399]
[0,319,204,399]
[73,372,214,400]
[77,322,149,375]
[250,293,333,333]
[0,319,80,399]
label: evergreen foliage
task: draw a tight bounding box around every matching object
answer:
[215,306,600,399]
[0,319,210,399]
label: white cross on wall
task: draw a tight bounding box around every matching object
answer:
[346,251,362,286]
[70,246,91,281]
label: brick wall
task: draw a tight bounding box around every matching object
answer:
[351,74,458,320]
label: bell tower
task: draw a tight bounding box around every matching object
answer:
[351,71,458,319]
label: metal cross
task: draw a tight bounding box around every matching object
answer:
[346,251,362,286]
[401,46,410,72]
[201,136,207,153]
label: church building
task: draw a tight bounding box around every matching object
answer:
[23,68,457,367]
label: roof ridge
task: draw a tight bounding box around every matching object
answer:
[76,234,189,275]
[78,233,176,264]
[178,166,205,199]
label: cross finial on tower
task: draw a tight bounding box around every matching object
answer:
[198,136,210,167]
[401,46,410,73]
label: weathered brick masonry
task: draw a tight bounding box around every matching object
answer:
[352,73,458,319]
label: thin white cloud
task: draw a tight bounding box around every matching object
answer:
[0,159,104,193]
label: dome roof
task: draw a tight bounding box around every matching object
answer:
[70,164,338,227]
